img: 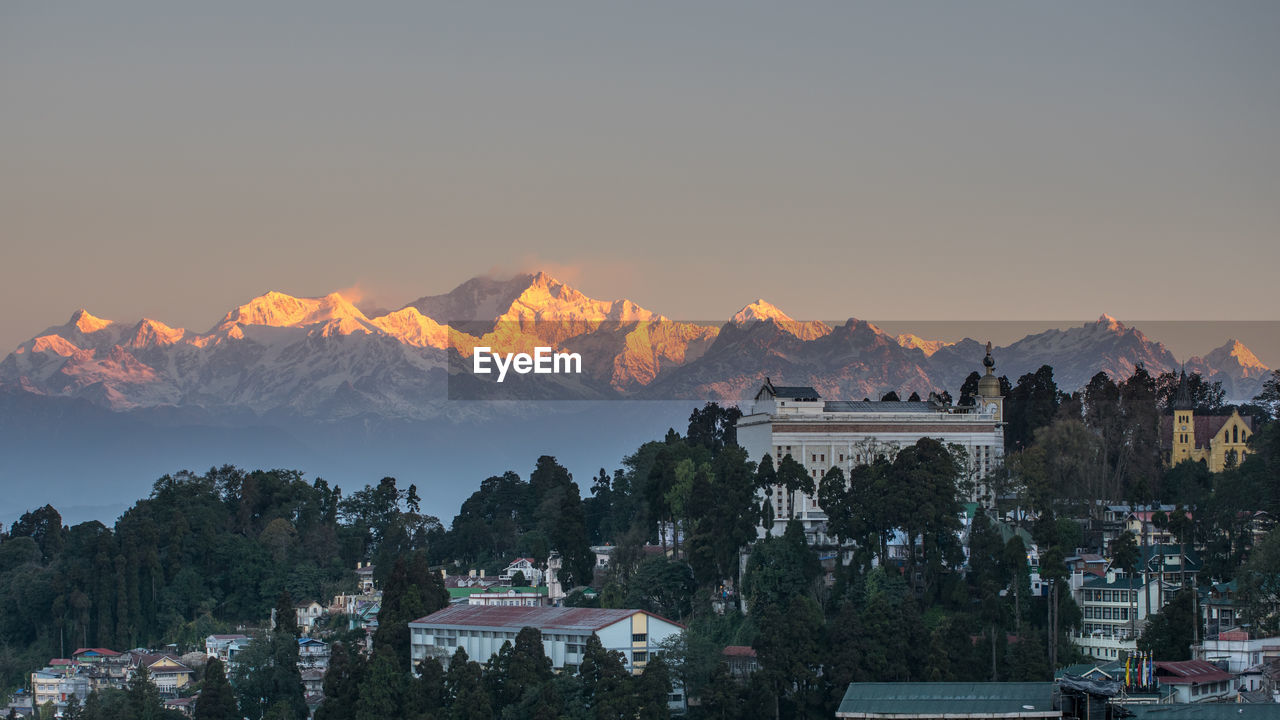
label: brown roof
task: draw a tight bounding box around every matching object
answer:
[135,653,193,672]
[410,605,685,632]
[1160,414,1253,449]
[722,645,757,658]
[1154,660,1235,685]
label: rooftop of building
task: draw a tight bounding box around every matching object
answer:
[1159,411,1254,449]
[447,586,547,599]
[821,400,940,413]
[836,682,1058,718]
[1153,659,1235,685]
[410,605,684,632]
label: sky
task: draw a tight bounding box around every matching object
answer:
[3,2,1279,356]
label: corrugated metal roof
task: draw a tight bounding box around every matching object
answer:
[409,605,685,632]
[1154,660,1235,685]
[773,385,821,399]
[836,682,1060,718]
[446,586,547,598]
[822,401,937,413]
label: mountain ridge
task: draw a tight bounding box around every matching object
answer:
[1,273,1271,416]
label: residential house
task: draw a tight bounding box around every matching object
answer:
[499,558,544,586]
[302,667,326,705]
[1100,504,1174,547]
[1072,571,1161,660]
[134,654,194,696]
[205,634,250,663]
[1154,660,1236,703]
[71,647,130,692]
[1195,630,1280,674]
[722,646,759,680]
[164,695,197,717]
[294,600,325,634]
[1201,581,1242,638]
[356,561,377,593]
[30,665,89,708]
[297,638,331,670]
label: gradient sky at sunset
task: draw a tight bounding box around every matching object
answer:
[4,2,1278,355]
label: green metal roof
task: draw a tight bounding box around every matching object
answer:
[1081,574,1146,589]
[446,586,547,599]
[836,682,1060,718]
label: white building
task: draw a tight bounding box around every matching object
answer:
[295,600,325,634]
[467,589,546,607]
[409,605,686,710]
[205,634,250,663]
[1071,571,1161,661]
[737,347,1005,541]
[499,558,544,586]
[31,666,89,708]
[1195,631,1280,674]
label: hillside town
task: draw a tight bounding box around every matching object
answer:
[1,355,1278,718]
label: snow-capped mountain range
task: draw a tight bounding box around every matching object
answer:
[1,272,1271,420]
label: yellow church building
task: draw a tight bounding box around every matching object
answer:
[1162,371,1255,472]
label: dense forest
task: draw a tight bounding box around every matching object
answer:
[1,367,1278,719]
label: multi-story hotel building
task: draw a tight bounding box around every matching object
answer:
[737,345,1005,542]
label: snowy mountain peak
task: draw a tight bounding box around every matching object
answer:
[1196,339,1269,374]
[732,300,793,326]
[128,319,185,348]
[729,300,831,341]
[1096,313,1125,331]
[220,291,369,329]
[369,306,459,348]
[67,309,114,334]
[896,333,954,357]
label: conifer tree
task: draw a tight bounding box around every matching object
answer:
[194,658,237,720]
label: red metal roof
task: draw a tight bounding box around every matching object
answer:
[1154,660,1235,685]
[410,605,685,632]
[72,648,121,657]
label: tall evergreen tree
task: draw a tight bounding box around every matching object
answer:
[126,666,166,720]
[354,652,405,720]
[195,658,237,720]
[635,654,673,720]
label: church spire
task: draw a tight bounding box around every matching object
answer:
[1173,368,1194,411]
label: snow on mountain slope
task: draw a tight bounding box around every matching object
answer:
[731,300,830,341]
[2,281,1271,418]
[1186,339,1272,401]
[896,333,954,357]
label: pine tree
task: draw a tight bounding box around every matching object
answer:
[126,666,165,720]
[315,641,366,720]
[355,652,405,720]
[635,654,673,720]
[195,658,237,720]
[445,648,491,720]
